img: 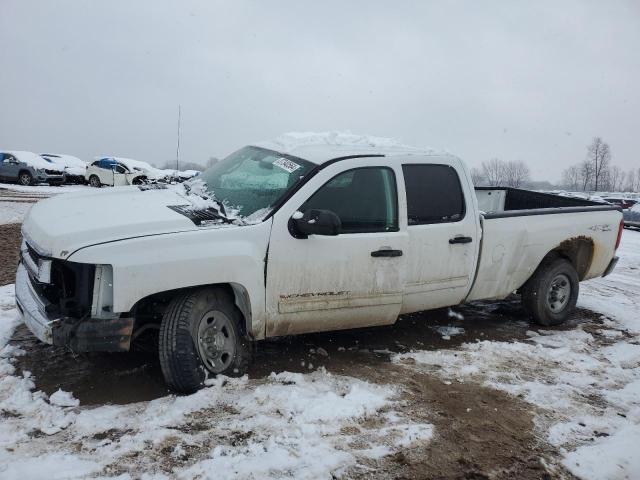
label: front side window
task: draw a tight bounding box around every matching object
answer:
[300,167,398,234]
[402,164,465,225]
[197,146,315,217]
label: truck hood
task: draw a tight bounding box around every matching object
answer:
[22,186,223,258]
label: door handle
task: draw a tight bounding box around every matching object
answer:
[371,249,403,257]
[449,236,473,244]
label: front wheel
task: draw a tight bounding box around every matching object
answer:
[159,287,251,393]
[89,175,101,188]
[18,171,33,186]
[522,257,579,326]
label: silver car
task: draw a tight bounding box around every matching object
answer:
[1,151,65,186]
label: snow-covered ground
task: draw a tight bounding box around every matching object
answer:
[0,183,90,196]
[0,202,33,224]
[395,230,640,480]
[0,289,432,479]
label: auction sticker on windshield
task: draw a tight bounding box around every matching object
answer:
[273,157,301,173]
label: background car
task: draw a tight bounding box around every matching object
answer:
[0,150,65,186]
[623,203,640,229]
[86,157,168,187]
[603,197,637,210]
[40,153,88,184]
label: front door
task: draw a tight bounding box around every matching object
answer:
[266,159,408,337]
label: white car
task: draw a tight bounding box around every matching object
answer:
[86,156,169,187]
[40,153,87,184]
[17,140,622,392]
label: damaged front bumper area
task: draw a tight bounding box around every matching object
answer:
[15,263,134,352]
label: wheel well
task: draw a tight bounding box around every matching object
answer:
[130,283,253,340]
[543,236,594,280]
[18,169,31,177]
[132,175,148,184]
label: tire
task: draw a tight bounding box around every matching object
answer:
[18,171,32,186]
[89,175,101,188]
[522,257,579,326]
[159,287,251,393]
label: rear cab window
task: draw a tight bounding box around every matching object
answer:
[402,164,465,225]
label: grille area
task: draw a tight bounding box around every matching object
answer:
[44,169,63,175]
[25,243,95,318]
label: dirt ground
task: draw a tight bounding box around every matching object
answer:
[0,223,22,286]
[3,220,585,479]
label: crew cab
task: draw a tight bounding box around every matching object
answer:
[16,140,623,392]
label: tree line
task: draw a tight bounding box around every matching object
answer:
[561,137,639,192]
[472,137,639,193]
[471,159,531,188]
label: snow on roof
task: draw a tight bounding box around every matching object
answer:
[40,153,87,168]
[99,156,167,179]
[3,150,57,169]
[252,131,448,164]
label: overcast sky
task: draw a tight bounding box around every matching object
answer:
[1,1,638,180]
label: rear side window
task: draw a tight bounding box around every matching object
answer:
[402,164,465,225]
[301,167,398,234]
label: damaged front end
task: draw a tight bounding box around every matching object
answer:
[15,241,133,352]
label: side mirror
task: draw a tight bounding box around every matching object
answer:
[289,209,341,238]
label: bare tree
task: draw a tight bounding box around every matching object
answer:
[624,169,636,192]
[503,160,530,188]
[580,159,594,191]
[470,167,486,186]
[608,165,624,192]
[562,165,581,191]
[481,158,505,186]
[586,137,611,191]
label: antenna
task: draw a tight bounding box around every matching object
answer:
[175,104,181,170]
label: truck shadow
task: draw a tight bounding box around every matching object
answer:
[10,295,599,405]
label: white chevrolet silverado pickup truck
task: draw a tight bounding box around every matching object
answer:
[16,141,623,392]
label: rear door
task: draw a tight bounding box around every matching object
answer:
[266,158,408,337]
[400,159,480,313]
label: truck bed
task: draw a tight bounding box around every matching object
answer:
[475,187,617,218]
[468,187,622,302]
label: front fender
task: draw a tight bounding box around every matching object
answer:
[68,220,272,339]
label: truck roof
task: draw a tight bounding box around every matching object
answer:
[251,132,452,165]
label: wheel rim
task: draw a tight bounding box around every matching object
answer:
[195,310,236,373]
[547,273,571,313]
[90,176,99,186]
[20,174,30,185]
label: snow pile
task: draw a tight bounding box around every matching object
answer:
[394,230,640,480]
[259,131,437,155]
[0,283,432,479]
[0,202,32,224]
[430,325,465,341]
[49,389,80,408]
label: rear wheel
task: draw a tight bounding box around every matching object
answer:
[89,175,101,187]
[159,287,251,393]
[522,257,579,326]
[18,171,32,186]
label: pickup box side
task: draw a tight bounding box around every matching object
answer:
[467,207,621,302]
